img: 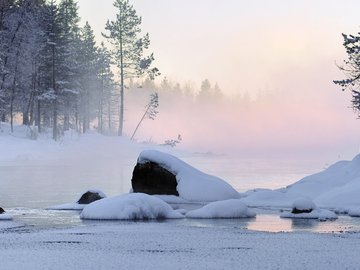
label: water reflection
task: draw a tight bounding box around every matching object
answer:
[291,218,319,231]
[3,208,360,234]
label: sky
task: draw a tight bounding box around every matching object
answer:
[77,0,360,161]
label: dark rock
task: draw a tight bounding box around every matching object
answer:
[131,162,179,196]
[291,207,313,214]
[0,207,4,214]
[77,191,104,204]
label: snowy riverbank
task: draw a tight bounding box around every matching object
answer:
[1,123,360,269]
[1,221,360,270]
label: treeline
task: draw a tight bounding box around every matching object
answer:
[0,0,116,139]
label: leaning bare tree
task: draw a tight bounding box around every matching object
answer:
[130,92,158,140]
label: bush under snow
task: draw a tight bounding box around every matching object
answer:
[80,193,184,220]
[186,199,256,219]
[138,150,240,202]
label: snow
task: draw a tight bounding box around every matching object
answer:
[138,150,240,202]
[241,189,301,208]
[0,213,13,220]
[292,198,316,211]
[348,208,360,217]
[1,221,360,270]
[287,154,360,208]
[47,203,85,211]
[280,209,338,221]
[186,199,256,219]
[154,195,190,204]
[80,193,184,220]
[242,154,360,209]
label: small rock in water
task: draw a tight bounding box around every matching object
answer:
[132,161,179,196]
[291,198,316,214]
[77,191,105,204]
[0,207,4,214]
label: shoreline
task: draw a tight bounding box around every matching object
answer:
[1,220,359,270]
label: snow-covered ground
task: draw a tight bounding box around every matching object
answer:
[1,221,360,270]
[241,154,360,210]
[1,122,360,269]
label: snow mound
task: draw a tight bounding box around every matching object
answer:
[286,154,360,208]
[292,198,316,212]
[0,213,13,220]
[348,208,360,217]
[241,189,305,208]
[186,199,256,219]
[80,193,184,220]
[47,203,85,211]
[138,150,240,202]
[154,195,190,204]
[280,209,337,221]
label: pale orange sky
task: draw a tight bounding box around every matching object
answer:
[77,0,360,161]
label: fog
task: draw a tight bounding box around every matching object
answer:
[76,0,360,161]
[123,80,360,161]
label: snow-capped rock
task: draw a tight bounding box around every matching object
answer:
[80,193,184,220]
[291,198,316,214]
[47,189,106,210]
[135,150,240,202]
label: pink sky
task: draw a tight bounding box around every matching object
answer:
[78,0,360,160]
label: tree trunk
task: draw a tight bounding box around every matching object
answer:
[36,100,41,133]
[98,74,104,133]
[10,75,16,133]
[64,96,70,131]
[52,43,57,140]
[108,99,111,133]
[118,10,124,136]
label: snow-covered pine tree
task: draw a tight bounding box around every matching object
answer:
[0,0,46,132]
[78,22,99,133]
[97,42,115,134]
[55,0,81,135]
[103,0,160,136]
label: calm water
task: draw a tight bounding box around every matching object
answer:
[2,154,353,233]
[0,155,323,208]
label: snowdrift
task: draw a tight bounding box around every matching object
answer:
[287,154,360,208]
[0,213,13,220]
[80,193,184,220]
[242,154,360,209]
[186,199,256,219]
[137,150,240,202]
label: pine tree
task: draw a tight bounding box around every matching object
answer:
[334,33,360,116]
[97,42,115,134]
[103,0,159,136]
[56,0,81,134]
[78,22,99,133]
